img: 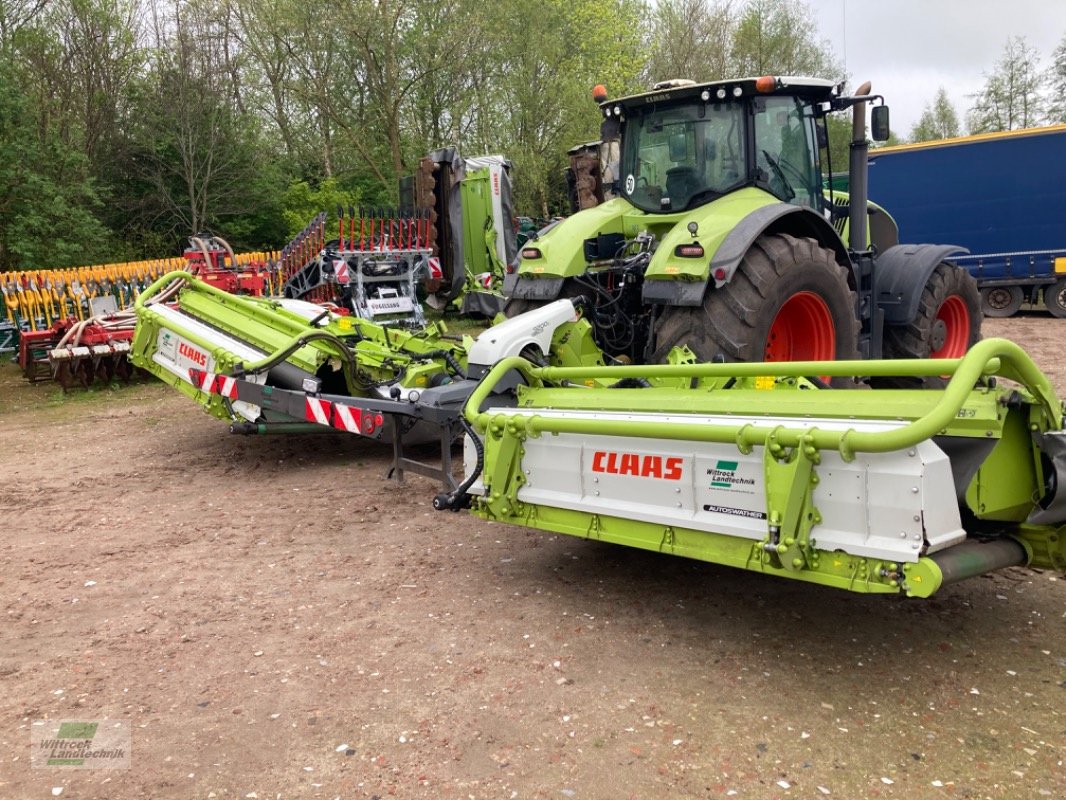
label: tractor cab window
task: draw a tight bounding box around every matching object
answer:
[753,96,820,208]
[621,101,745,212]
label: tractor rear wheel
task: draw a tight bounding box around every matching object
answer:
[651,233,860,380]
[980,285,1024,318]
[878,262,982,388]
[1045,278,1066,318]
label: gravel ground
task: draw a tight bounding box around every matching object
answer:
[0,314,1063,800]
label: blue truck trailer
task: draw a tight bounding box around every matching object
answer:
[867,125,1066,317]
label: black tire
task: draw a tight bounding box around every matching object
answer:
[651,233,860,380]
[504,281,588,319]
[878,262,982,389]
[503,297,540,317]
[1044,278,1066,318]
[981,285,1023,318]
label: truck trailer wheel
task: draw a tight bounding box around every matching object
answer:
[879,263,982,388]
[981,285,1024,318]
[651,234,860,380]
[1045,279,1066,318]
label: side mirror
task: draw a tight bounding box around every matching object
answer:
[871,105,890,142]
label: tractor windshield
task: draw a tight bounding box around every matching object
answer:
[620,101,746,212]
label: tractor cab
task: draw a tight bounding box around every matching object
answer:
[610,77,839,214]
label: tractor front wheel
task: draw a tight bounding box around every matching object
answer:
[651,233,860,380]
[878,262,982,388]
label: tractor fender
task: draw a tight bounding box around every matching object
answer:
[875,244,969,324]
[644,203,849,307]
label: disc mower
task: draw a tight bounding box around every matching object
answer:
[131,271,1066,597]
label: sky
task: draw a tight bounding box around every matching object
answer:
[807,0,1066,135]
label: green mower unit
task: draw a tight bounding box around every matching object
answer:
[442,339,1066,597]
[130,275,1066,596]
[129,273,604,483]
[506,77,981,378]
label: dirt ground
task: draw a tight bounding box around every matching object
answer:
[0,314,1063,800]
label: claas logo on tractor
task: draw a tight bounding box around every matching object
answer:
[591,451,684,481]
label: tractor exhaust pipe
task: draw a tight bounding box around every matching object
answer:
[848,80,872,252]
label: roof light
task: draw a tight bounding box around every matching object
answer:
[700,89,711,101]
[732,86,743,98]
[716,88,727,100]
[755,75,777,93]
[593,84,608,103]
[521,248,542,260]
[613,105,622,116]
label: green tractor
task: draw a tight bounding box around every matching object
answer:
[504,77,981,379]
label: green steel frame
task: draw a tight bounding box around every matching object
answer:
[463,339,1066,597]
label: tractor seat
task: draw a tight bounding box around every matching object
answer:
[666,166,699,205]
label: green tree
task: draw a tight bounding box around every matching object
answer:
[644,0,734,84]
[968,36,1044,133]
[0,57,108,268]
[0,0,48,44]
[121,0,285,248]
[473,0,647,214]
[731,0,841,79]
[910,87,962,142]
[1046,33,1066,124]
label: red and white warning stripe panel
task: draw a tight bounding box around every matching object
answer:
[187,369,238,399]
[216,375,237,399]
[333,402,385,437]
[332,402,363,433]
[305,396,333,426]
[333,259,350,284]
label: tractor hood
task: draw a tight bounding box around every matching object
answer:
[515,188,779,286]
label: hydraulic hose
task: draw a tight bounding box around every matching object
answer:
[432,416,483,512]
[191,236,209,274]
[232,328,357,380]
[405,348,466,379]
[56,309,137,348]
[214,235,238,270]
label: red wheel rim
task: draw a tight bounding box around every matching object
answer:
[765,291,836,362]
[931,295,970,358]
